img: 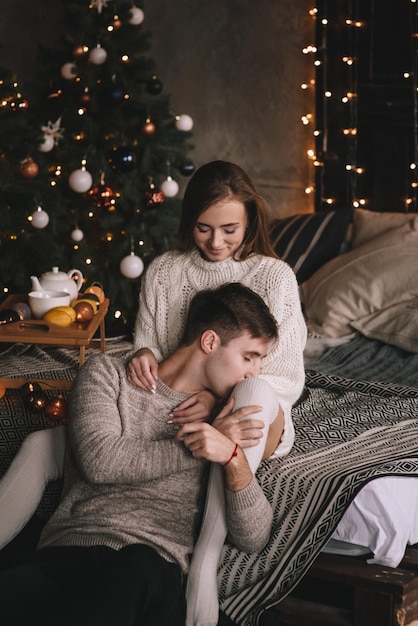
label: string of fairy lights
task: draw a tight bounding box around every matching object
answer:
[302,1,418,212]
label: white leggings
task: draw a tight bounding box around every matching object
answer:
[0,379,281,626]
[0,426,66,549]
[185,377,280,626]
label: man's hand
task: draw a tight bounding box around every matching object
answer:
[212,397,265,447]
[126,348,158,391]
[174,398,264,463]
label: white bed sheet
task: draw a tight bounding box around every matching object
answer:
[326,476,418,567]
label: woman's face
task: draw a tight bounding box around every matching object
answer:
[193,198,248,262]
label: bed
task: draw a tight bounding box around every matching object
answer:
[1,206,418,626]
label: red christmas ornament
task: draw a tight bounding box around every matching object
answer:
[24,389,47,413]
[145,184,165,207]
[89,184,115,210]
[19,157,39,178]
[44,394,68,422]
[143,118,156,135]
[73,301,95,323]
[79,89,90,105]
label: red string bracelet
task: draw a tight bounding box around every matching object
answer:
[223,443,238,466]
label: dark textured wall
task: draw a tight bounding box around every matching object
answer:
[0,0,314,217]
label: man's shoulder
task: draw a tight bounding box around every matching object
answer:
[76,352,126,381]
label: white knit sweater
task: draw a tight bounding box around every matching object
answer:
[133,249,307,457]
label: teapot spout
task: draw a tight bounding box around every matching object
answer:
[30,276,43,292]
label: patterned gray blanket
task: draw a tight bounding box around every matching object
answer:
[218,370,418,625]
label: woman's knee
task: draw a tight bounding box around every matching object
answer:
[232,378,279,425]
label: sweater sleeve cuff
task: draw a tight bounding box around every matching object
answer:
[225,476,263,511]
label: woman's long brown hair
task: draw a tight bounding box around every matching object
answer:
[177,160,278,260]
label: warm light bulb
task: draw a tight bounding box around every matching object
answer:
[302,45,317,54]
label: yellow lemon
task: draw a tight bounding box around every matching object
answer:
[43,306,76,327]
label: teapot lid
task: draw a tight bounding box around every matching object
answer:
[43,267,67,280]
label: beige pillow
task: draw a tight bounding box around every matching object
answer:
[300,218,418,338]
[352,208,412,248]
[352,299,418,353]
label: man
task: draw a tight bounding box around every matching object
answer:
[0,283,277,626]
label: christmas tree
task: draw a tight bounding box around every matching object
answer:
[0,0,194,333]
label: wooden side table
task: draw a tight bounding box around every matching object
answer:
[0,294,109,367]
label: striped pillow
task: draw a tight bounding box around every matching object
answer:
[269,208,352,283]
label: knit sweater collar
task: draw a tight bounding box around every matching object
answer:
[189,247,259,272]
[155,375,192,404]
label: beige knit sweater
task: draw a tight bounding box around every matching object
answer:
[38,354,273,573]
[133,249,307,456]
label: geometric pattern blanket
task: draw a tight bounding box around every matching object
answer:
[218,370,418,625]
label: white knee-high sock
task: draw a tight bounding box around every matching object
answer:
[185,378,278,626]
[0,426,67,548]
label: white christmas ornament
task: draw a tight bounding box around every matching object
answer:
[129,6,145,25]
[61,62,77,80]
[30,206,49,229]
[71,228,84,242]
[69,168,93,193]
[120,252,144,279]
[161,176,179,198]
[175,114,194,131]
[38,135,55,153]
[89,45,107,65]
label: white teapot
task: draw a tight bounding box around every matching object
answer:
[31,266,83,301]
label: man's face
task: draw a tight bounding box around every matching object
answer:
[205,332,270,398]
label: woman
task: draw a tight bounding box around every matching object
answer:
[128,160,305,456]
[0,161,306,626]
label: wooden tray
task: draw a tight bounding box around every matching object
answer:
[0,294,109,365]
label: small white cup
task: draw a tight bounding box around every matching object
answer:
[28,290,71,319]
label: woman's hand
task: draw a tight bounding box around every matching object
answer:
[126,348,158,391]
[169,390,218,424]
